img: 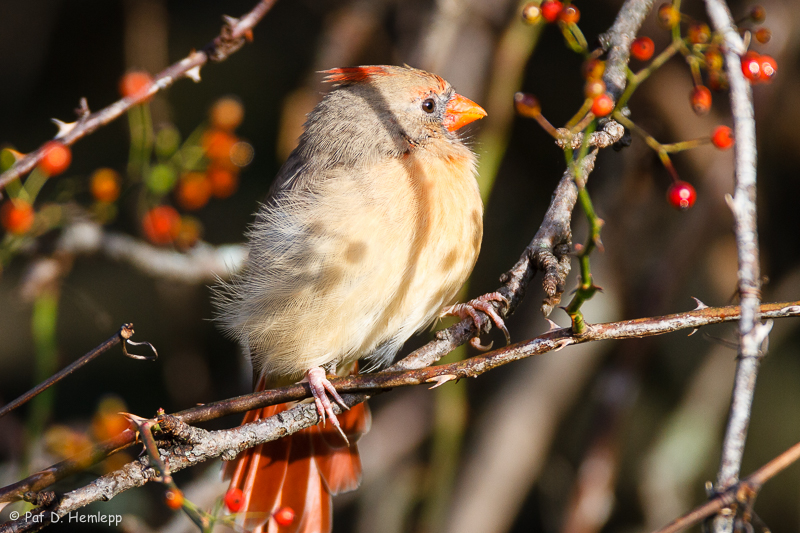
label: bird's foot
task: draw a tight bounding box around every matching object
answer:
[304,367,350,444]
[442,292,510,349]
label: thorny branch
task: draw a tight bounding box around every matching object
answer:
[0,0,278,193]
[704,2,767,531]
[1,302,798,531]
[652,439,800,533]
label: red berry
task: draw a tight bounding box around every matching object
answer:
[741,51,761,82]
[630,37,655,61]
[38,141,72,176]
[711,126,734,150]
[687,22,711,44]
[90,168,122,203]
[591,93,614,117]
[176,172,212,211]
[667,181,697,210]
[707,70,728,92]
[1,199,35,235]
[690,85,712,115]
[584,79,606,99]
[750,5,766,23]
[657,4,680,29]
[758,55,777,82]
[164,488,184,510]
[273,507,296,527]
[582,58,605,80]
[142,205,181,245]
[119,70,154,100]
[540,0,563,23]
[754,27,771,44]
[704,49,723,71]
[224,488,244,512]
[208,166,239,199]
[558,5,580,24]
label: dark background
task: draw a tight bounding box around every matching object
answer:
[1,0,799,532]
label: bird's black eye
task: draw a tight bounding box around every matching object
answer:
[421,98,436,113]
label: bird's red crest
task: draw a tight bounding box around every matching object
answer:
[322,66,393,85]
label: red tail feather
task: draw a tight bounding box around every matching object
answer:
[224,381,370,532]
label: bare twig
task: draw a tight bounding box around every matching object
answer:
[0,0,278,192]
[704,2,767,531]
[0,324,149,420]
[1,301,797,529]
[599,0,656,99]
[53,221,247,284]
[652,439,800,533]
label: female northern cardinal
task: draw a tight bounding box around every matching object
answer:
[215,65,502,532]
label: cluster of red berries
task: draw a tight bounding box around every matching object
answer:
[0,141,74,235]
[740,51,777,83]
[632,4,777,120]
[139,94,252,247]
[580,59,614,117]
[522,1,580,25]
[222,488,295,525]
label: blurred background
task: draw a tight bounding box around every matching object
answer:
[0,0,799,531]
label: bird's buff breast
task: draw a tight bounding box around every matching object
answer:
[245,147,482,377]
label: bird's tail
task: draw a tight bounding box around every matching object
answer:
[223,377,370,533]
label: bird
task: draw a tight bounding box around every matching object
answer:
[214,64,505,533]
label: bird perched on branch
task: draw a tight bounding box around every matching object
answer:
[214,64,505,532]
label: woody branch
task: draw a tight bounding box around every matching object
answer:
[704,1,769,531]
[1,301,798,532]
[0,0,277,193]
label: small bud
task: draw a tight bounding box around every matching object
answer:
[514,92,541,118]
[521,3,541,24]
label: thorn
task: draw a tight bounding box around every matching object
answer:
[688,328,699,336]
[75,98,90,119]
[545,318,561,331]
[691,297,709,310]
[51,118,77,139]
[185,66,202,83]
[222,15,239,27]
[426,374,457,389]
[552,338,574,352]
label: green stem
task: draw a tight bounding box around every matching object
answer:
[25,291,60,466]
[617,39,683,110]
[21,167,49,203]
[127,104,154,180]
[563,122,601,334]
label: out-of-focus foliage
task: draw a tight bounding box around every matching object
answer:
[0,0,799,532]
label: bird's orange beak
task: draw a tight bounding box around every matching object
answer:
[443,93,487,132]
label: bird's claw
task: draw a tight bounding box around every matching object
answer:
[305,367,350,444]
[442,292,510,345]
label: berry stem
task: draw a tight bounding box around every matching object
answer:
[565,98,595,132]
[617,39,683,110]
[22,167,49,204]
[563,122,603,335]
[671,0,683,42]
[560,21,588,54]
[688,55,704,87]
[612,112,681,181]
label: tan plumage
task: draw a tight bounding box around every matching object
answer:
[215,65,483,381]
[214,65,487,533]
